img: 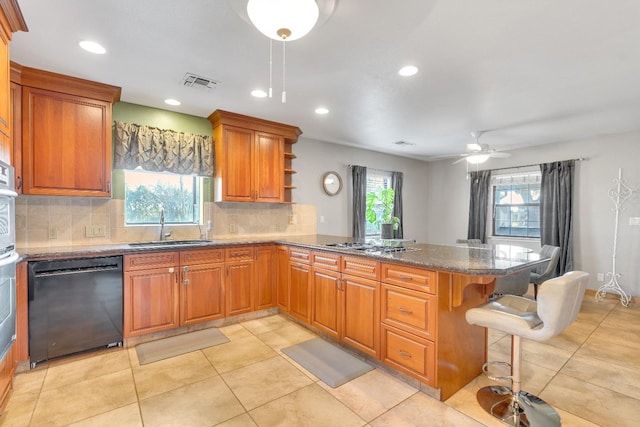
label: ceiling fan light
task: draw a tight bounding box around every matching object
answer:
[466,154,489,164]
[466,143,482,152]
[247,0,319,41]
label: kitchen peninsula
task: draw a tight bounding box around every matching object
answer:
[16,236,547,400]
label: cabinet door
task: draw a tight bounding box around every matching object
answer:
[180,263,225,326]
[276,246,289,311]
[217,125,253,202]
[254,246,276,310]
[124,266,179,337]
[254,131,284,202]
[22,87,112,196]
[342,274,380,358]
[226,261,254,316]
[289,261,311,323]
[311,267,341,339]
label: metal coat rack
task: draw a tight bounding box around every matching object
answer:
[595,168,633,307]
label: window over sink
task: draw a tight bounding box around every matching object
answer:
[124,168,203,225]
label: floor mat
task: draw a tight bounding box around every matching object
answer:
[135,328,229,365]
[282,338,373,388]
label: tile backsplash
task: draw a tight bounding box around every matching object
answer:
[16,196,317,249]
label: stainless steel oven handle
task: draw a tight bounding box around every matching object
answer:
[0,189,17,198]
[0,252,19,267]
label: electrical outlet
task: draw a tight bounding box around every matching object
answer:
[275,224,282,232]
[597,273,605,281]
[93,225,106,237]
[229,223,237,233]
[288,215,297,225]
[49,226,58,239]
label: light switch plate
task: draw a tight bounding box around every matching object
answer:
[629,217,640,226]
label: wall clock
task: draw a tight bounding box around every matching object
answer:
[322,171,342,196]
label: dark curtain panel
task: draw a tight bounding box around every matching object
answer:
[391,171,404,239]
[540,160,575,275]
[113,121,214,176]
[467,170,491,243]
[351,165,367,240]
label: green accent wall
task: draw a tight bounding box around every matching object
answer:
[111,102,214,201]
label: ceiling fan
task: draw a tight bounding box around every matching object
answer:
[452,131,512,164]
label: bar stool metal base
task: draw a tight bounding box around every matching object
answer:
[477,385,560,427]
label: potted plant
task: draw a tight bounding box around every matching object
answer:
[365,187,400,239]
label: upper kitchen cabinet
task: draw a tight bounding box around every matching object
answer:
[0,0,27,165]
[12,64,121,196]
[208,110,301,203]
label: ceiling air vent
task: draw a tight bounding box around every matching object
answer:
[181,73,220,90]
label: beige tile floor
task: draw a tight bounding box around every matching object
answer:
[1,291,638,427]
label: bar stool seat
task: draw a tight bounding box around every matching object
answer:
[466,271,589,426]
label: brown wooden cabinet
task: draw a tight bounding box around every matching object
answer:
[380,262,437,387]
[254,245,276,310]
[11,64,120,196]
[311,265,341,338]
[276,245,290,311]
[124,252,181,337]
[225,246,254,316]
[208,110,301,203]
[342,273,380,358]
[180,249,225,326]
[288,248,311,323]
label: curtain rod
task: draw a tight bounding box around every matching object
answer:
[483,157,586,173]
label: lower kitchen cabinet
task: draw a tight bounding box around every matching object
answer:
[289,249,311,323]
[311,267,341,338]
[180,262,225,326]
[124,264,180,337]
[276,245,290,311]
[381,323,435,387]
[225,247,254,316]
[0,344,15,411]
[342,274,379,358]
[254,245,276,310]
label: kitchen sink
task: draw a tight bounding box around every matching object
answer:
[128,240,214,247]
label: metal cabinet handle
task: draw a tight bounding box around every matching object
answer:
[398,307,413,314]
[398,350,412,358]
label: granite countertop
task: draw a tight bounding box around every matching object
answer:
[16,234,547,276]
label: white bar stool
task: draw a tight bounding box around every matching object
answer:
[466,271,589,426]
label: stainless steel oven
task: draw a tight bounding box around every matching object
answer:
[0,160,17,361]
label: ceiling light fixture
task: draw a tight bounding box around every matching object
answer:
[247,0,319,103]
[466,154,489,164]
[398,65,418,77]
[164,98,181,106]
[251,89,268,98]
[315,107,329,115]
[79,40,106,54]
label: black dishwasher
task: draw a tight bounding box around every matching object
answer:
[28,256,123,367]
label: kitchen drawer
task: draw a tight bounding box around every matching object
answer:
[124,252,179,271]
[312,251,341,271]
[381,263,436,294]
[289,247,311,264]
[180,248,224,265]
[381,324,435,386]
[381,284,437,340]
[225,246,254,261]
[342,256,380,280]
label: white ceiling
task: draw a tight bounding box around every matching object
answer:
[10,0,640,161]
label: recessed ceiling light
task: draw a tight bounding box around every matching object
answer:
[79,40,106,54]
[315,107,329,115]
[164,98,181,106]
[398,65,418,77]
[251,89,268,98]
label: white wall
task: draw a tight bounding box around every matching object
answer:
[292,137,430,243]
[425,131,640,296]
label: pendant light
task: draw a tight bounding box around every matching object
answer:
[247,0,319,103]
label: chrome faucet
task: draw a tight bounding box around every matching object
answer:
[159,208,172,241]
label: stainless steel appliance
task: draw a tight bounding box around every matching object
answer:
[28,256,123,367]
[0,160,17,361]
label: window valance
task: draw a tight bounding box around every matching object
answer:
[113,121,214,176]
